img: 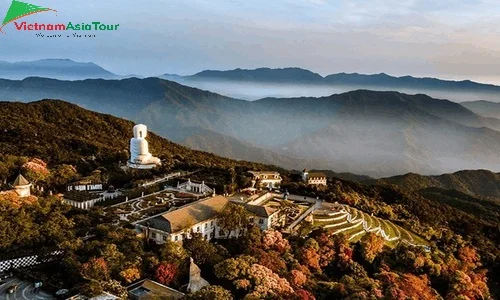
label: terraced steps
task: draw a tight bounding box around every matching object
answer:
[309,203,429,248]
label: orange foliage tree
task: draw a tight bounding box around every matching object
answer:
[81,257,110,281]
[119,266,141,284]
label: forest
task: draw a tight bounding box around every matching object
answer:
[0,100,498,299]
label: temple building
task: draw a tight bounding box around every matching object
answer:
[302,169,327,186]
[137,195,230,243]
[136,195,282,244]
[187,257,210,293]
[12,174,32,197]
[248,171,282,189]
[127,124,161,169]
[177,179,214,195]
[0,174,37,206]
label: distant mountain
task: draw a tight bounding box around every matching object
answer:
[373,169,500,203]
[1,77,500,176]
[160,68,500,102]
[461,100,500,119]
[160,73,184,82]
[186,67,323,83]
[0,59,119,80]
[122,74,145,79]
[322,72,500,91]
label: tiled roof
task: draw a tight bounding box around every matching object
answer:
[249,171,281,176]
[128,279,184,299]
[140,195,229,233]
[240,203,277,218]
[308,172,327,179]
[13,174,30,186]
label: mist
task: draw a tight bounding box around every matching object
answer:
[171,79,500,103]
[1,77,500,177]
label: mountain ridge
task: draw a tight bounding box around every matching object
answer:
[160,67,500,102]
[372,169,500,204]
[0,58,120,80]
[162,67,500,93]
[1,77,500,176]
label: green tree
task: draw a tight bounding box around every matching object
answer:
[214,255,256,282]
[100,244,125,275]
[217,203,250,238]
[50,164,78,189]
[183,233,226,268]
[161,240,189,264]
[182,285,233,300]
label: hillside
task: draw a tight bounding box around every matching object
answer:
[0,99,499,298]
[2,78,500,176]
[0,59,119,80]
[374,170,500,203]
[0,100,278,173]
[461,100,500,119]
[179,127,323,170]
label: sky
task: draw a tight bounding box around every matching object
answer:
[0,0,500,83]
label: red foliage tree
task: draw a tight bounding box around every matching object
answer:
[155,262,179,286]
[314,232,336,267]
[294,289,316,300]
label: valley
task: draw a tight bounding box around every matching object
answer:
[1,77,500,176]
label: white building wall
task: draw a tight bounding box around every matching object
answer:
[308,178,327,185]
[143,214,269,244]
[146,218,219,244]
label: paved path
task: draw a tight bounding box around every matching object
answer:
[115,189,203,222]
[110,170,197,208]
[0,277,54,300]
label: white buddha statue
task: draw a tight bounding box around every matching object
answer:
[128,124,161,168]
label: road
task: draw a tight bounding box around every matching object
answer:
[0,277,54,300]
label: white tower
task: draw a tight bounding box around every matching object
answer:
[13,174,31,197]
[127,124,161,169]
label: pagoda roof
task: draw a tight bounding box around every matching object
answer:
[13,174,30,187]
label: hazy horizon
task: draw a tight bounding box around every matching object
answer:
[1,0,500,85]
[4,57,500,87]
